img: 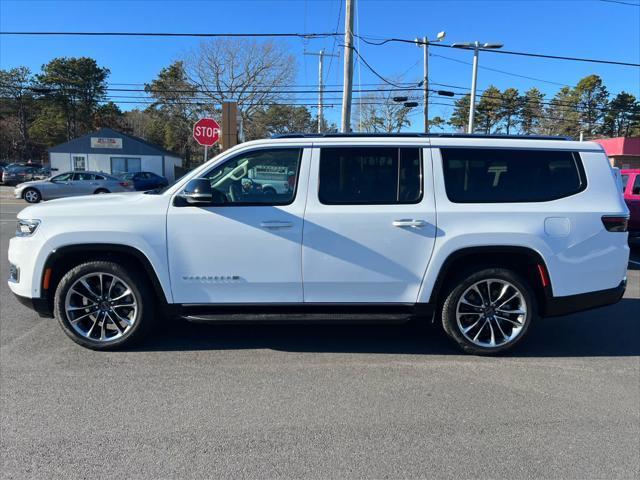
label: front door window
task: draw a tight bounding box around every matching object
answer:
[200,148,302,205]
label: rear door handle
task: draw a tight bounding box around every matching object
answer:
[260,221,293,229]
[392,219,427,228]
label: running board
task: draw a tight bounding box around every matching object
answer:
[182,312,413,324]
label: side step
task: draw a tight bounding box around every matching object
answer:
[182,312,413,324]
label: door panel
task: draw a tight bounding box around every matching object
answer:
[301,147,437,303]
[167,147,310,304]
[45,173,74,199]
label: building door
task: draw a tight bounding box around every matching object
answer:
[72,155,87,171]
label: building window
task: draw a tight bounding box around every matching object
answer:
[72,156,86,171]
[111,157,142,175]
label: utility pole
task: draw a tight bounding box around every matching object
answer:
[422,36,429,133]
[415,32,445,134]
[468,42,480,134]
[452,40,504,134]
[341,0,355,133]
[305,49,339,133]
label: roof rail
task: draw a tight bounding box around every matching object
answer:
[271,132,571,141]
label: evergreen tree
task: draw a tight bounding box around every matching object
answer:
[602,92,640,137]
[520,88,545,135]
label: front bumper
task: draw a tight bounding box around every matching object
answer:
[12,292,53,318]
[544,279,627,317]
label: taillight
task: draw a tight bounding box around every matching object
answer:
[601,216,628,232]
[119,181,130,187]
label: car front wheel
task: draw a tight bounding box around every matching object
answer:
[23,188,42,203]
[53,260,154,350]
[441,268,535,355]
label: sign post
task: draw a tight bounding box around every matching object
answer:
[193,118,221,162]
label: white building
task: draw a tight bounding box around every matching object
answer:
[48,128,183,182]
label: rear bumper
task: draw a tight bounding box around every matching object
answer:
[544,279,626,317]
[13,292,53,318]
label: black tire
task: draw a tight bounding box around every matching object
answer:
[53,260,155,350]
[23,187,42,203]
[94,188,110,194]
[262,186,277,195]
[440,267,535,355]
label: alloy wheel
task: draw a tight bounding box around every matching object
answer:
[64,272,138,342]
[24,190,40,203]
[455,279,527,348]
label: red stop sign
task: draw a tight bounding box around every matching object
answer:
[193,118,220,146]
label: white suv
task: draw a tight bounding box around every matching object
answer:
[8,134,630,354]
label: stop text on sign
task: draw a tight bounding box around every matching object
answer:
[193,118,221,146]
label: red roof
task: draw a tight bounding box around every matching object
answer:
[593,137,640,156]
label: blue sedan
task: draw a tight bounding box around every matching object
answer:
[120,171,169,191]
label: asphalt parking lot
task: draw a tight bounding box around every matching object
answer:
[1,188,639,479]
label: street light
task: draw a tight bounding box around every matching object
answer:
[451,41,504,133]
[415,31,446,133]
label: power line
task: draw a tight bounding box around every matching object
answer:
[3,30,637,67]
[1,80,618,114]
[356,34,640,67]
[324,0,343,83]
[347,44,414,88]
[0,31,341,39]
[430,53,574,88]
[599,0,640,6]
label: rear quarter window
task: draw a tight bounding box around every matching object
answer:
[441,148,586,203]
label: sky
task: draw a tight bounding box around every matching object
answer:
[1,0,639,131]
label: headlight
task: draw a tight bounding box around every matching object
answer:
[16,219,40,237]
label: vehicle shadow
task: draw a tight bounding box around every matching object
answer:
[135,298,640,357]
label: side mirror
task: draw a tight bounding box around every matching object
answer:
[181,178,213,204]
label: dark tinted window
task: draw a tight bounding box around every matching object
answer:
[74,172,95,181]
[621,174,629,193]
[319,147,422,205]
[441,148,585,203]
[633,175,640,195]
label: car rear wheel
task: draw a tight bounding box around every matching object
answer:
[23,188,42,203]
[440,268,535,355]
[94,188,110,194]
[53,260,155,350]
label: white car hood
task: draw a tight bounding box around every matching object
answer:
[17,191,162,219]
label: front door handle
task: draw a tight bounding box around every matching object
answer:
[392,219,427,228]
[260,221,293,229]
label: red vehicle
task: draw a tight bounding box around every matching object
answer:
[621,169,640,237]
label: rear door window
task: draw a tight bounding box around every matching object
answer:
[319,147,422,205]
[441,148,586,203]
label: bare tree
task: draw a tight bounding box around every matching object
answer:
[355,89,413,133]
[184,38,296,139]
